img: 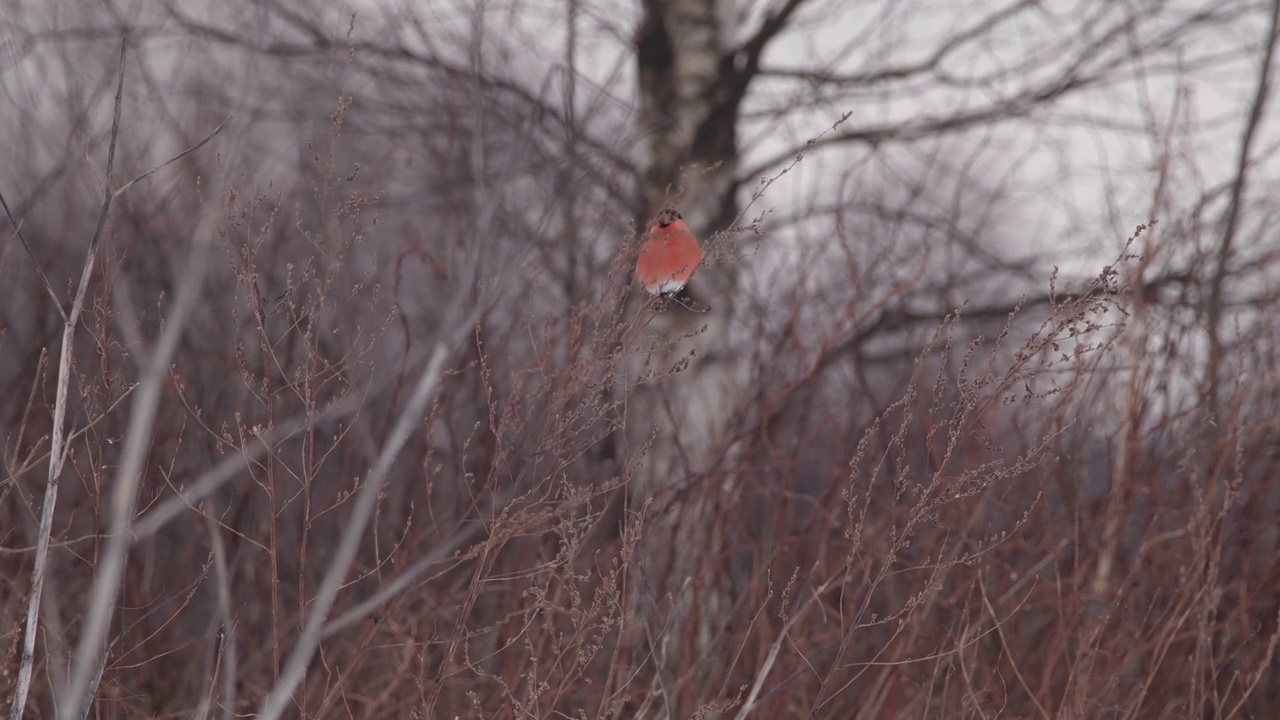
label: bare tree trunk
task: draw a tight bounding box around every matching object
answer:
[626,0,746,711]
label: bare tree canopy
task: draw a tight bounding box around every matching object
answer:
[3,0,1279,717]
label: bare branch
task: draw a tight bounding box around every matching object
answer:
[740,2,1236,182]
[129,389,368,541]
[757,0,1039,86]
[741,72,1094,182]
[0,196,66,323]
[737,0,809,72]
[1205,0,1280,416]
[110,117,230,199]
[164,5,639,185]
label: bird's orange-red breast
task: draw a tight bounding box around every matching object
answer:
[636,207,701,296]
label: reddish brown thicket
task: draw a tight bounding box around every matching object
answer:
[3,1,1279,718]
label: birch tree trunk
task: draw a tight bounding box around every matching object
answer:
[625,0,749,709]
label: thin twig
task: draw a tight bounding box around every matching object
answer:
[733,582,820,720]
[318,495,502,638]
[0,118,228,332]
[111,117,230,199]
[979,575,1051,720]
[0,197,67,323]
[130,388,368,540]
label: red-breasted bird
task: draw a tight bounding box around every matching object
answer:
[635,207,702,297]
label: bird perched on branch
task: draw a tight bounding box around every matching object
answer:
[635,207,702,298]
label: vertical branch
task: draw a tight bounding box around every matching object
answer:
[8,36,128,720]
[561,0,580,303]
[1205,0,1280,419]
[207,505,238,720]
